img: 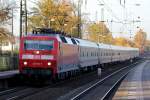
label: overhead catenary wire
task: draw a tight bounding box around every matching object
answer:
[97,0,123,23]
[98,0,140,35]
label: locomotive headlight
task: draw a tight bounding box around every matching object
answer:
[24,61,27,65]
[36,51,39,54]
[48,62,51,66]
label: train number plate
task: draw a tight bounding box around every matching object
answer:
[34,55,41,59]
[32,62,41,65]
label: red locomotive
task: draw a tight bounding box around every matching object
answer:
[19,28,79,79]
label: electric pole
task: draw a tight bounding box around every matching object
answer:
[20,0,27,38]
[120,0,126,7]
[78,0,82,38]
[20,0,22,38]
[100,4,104,43]
[25,0,27,35]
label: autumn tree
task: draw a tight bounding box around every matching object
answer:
[113,37,135,47]
[28,0,80,37]
[87,22,113,44]
[134,29,147,52]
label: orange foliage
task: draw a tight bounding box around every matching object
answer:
[134,29,147,52]
[113,37,134,47]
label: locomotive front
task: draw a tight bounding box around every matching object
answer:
[19,35,58,78]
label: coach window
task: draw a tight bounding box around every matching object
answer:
[60,36,67,43]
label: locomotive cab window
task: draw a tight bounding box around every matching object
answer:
[24,40,54,50]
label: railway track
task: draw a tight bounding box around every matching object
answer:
[0,59,142,100]
[69,61,143,100]
[0,86,48,100]
[0,71,97,100]
[0,87,27,96]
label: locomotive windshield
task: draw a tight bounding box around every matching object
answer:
[24,40,54,50]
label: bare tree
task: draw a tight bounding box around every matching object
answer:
[0,0,16,25]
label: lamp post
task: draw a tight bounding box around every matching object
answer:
[77,0,82,38]
[11,8,14,57]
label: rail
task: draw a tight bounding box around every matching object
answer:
[71,60,142,100]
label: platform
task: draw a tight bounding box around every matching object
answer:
[0,70,19,79]
[113,60,150,100]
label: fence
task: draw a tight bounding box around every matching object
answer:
[0,54,19,71]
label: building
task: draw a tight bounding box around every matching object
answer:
[0,28,17,54]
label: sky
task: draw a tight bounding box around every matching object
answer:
[9,0,150,40]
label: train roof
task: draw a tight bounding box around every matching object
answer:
[111,45,139,51]
[98,43,111,49]
[75,38,98,48]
